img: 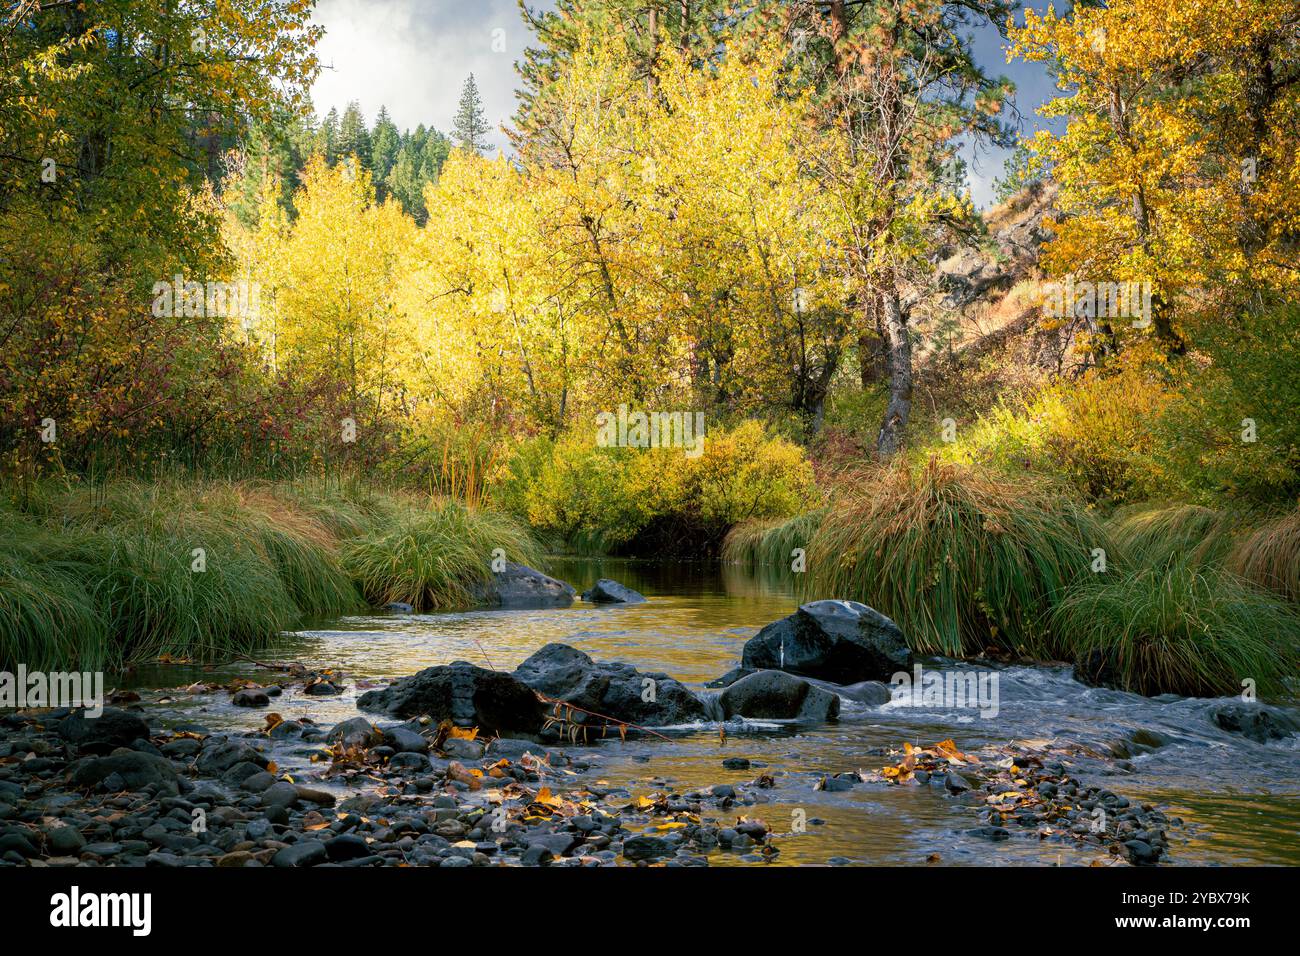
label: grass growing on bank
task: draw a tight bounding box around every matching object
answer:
[1051,560,1300,697]
[803,458,1106,659]
[342,500,543,611]
[0,479,541,671]
[721,508,827,567]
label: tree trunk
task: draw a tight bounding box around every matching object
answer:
[876,283,911,458]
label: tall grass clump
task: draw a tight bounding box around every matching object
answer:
[1229,510,1300,604]
[805,458,1106,658]
[1051,559,1300,697]
[1106,502,1239,570]
[0,479,543,669]
[0,509,107,670]
[341,499,543,611]
[722,508,826,566]
[50,481,307,661]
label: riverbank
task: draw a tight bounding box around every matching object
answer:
[0,479,542,671]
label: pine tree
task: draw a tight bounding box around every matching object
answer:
[452,74,492,154]
[337,101,372,169]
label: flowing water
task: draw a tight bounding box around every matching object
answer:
[120,559,1300,866]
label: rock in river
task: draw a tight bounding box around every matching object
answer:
[581,579,646,604]
[718,670,840,722]
[514,643,706,728]
[471,561,575,609]
[357,661,545,736]
[1210,701,1297,743]
[741,600,911,684]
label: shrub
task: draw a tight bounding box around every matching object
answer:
[939,359,1171,503]
[722,508,827,567]
[1052,560,1299,697]
[495,420,816,555]
[0,479,540,668]
[1149,298,1300,505]
[804,458,1106,658]
[1106,502,1239,571]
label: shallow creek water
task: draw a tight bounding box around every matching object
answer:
[118,558,1300,866]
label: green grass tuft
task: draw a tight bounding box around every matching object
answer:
[341,499,544,611]
[803,458,1107,658]
[1052,559,1300,697]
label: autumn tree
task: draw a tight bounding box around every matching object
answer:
[770,0,1014,456]
[1010,0,1300,356]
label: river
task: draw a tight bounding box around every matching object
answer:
[118,558,1300,866]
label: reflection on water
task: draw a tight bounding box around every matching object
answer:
[121,558,1300,866]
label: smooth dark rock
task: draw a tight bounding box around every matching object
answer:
[328,717,383,749]
[514,643,706,728]
[741,600,912,684]
[1210,702,1297,743]
[383,726,429,754]
[273,841,327,867]
[623,835,673,860]
[581,579,646,604]
[232,688,270,708]
[72,750,180,794]
[472,562,575,609]
[196,738,270,775]
[57,708,150,749]
[718,670,839,722]
[357,662,544,736]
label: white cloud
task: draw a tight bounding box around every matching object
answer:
[309,0,535,152]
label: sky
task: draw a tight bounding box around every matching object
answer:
[308,0,1064,209]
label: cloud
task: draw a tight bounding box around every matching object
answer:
[309,0,539,151]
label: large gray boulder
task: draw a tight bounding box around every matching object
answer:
[472,562,575,609]
[356,661,544,736]
[581,579,646,604]
[514,643,706,729]
[741,600,911,684]
[719,670,840,722]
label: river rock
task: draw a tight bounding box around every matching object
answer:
[57,708,150,750]
[581,579,646,604]
[718,670,840,721]
[232,688,270,708]
[740,600,911,684]
[273,841,327,867]
[72,750,180,794]
[471,562,575,609]
[1210,701,1297,743]
[514,643,706,729]
[196,737,271,775]
[328,717,383,749]
[357,661,544,736]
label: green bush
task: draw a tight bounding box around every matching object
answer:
[1149,298,1300,505]
[0,480,541,669]
[495,420,816,554]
